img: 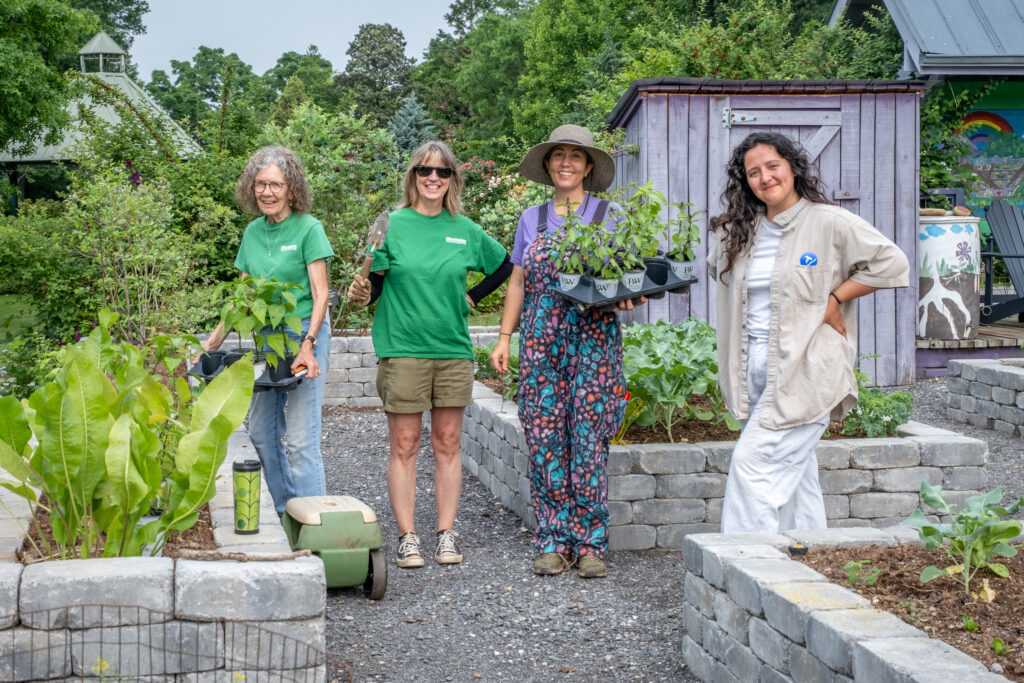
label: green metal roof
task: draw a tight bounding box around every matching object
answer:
[78,31,126,56]
[832,0,1024,75]
[0,72,199,163]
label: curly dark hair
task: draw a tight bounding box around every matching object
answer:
[235,146,314,215]
[710,132,832,278]
[398,141,465,217]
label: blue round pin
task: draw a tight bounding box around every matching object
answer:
[799,252,818,266]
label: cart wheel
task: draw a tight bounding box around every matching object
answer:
[363,549,387,600]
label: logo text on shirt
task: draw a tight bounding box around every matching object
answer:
[446,237,466,245]
[281,244,298,252]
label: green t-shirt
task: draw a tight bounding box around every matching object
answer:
[370,207,507,359]
[234,213,335,320]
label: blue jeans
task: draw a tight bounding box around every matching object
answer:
[247,318,330,514]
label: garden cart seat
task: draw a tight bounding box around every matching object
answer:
[285,495,377,526]
[282,495,386,599]
[981,199,1024,324]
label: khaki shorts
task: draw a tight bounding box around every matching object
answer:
[376,357,475,413]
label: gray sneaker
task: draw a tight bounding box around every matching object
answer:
[396,532,425,568]
[434,529,464,564]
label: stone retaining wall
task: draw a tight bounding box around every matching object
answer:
[681,529,1009,682]
[323,329,501,407]
[945,358,1024,437]
[0,431,328,681]
[461,384,990,550]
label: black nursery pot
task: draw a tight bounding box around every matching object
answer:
[254,354,306,393]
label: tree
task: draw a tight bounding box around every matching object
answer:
[388,92,436,158]
[335,23,414,126]
[145,46,269,134]
[513,0,648,142]
[272,76,308,128]
[0,0,98,155]
[69,0,149,51]
[454,11,529,151]
[262,45,341,111]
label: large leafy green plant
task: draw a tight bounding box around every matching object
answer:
[621,318,739,442]
[612,182,667,272]
[0,311,253,558]
[213,275,304,368]
[903,483,1024,599]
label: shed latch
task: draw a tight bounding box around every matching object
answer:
[722,108,756,128]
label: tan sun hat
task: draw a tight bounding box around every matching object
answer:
[518,124,616,193]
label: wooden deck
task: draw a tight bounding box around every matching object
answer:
[915,320,1024,378]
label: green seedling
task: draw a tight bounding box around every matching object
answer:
[843,559,881,586]
[990,638,1015,655]
[962,615,979,632]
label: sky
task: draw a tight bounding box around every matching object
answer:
[129,1,451,82]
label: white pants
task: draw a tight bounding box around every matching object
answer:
[720,337,829,534]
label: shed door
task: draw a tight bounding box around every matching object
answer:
[704,94,912,387]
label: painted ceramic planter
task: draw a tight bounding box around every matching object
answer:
[917,215,981,340]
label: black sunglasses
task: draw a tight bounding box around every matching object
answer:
[413,165,454,179]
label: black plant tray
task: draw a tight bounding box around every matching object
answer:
[254,356,307,393]
[555,257,697,311]
[188,350,245,382]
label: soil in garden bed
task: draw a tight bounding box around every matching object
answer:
[19,502,217,563]
[795,544,1024,680]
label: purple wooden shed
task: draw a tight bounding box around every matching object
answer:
[606,78,927,387]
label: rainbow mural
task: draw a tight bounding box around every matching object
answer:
[962,111,1014,156]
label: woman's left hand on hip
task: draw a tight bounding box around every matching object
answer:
[823,298,847,338]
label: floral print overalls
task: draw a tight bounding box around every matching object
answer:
[518,202,627,559]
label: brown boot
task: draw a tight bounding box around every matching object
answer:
[532,552,573,575]
[576,555,607,578]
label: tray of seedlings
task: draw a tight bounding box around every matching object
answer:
[253,357,308,393]
[188,349,246,382]
[550,184,702,312]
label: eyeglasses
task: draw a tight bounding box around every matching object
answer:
[255,181,286,194]
[413,165,454,179]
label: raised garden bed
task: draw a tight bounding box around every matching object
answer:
[0,431,329,681]
[462,382,990,550]
[797,543,1023,680]
[681,529,1013,682]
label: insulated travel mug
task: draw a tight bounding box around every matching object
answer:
[233,459,261,534]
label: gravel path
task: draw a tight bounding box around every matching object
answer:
[319,378,1021,682]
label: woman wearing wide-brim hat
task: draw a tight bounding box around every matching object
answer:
[490,124,643,579]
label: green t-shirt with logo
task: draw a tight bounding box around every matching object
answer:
[370,207,507,359]
[234,212,335,320]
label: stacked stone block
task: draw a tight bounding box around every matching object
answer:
[946,358,1024,436]
[323,329,501,407]
[681,529,1009,682]
[461,385,989,550]
[0,431,328,681]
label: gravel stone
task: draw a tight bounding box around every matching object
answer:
[320,407,693,681]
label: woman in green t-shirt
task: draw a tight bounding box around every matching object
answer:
[347,142,511,569]
[203,146,335,515]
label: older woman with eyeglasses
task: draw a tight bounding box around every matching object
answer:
[347,141,512,569]
[202,146,335,516]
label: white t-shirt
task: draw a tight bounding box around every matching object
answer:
[746,218,784,340]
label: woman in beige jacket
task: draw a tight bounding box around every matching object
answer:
[709,132,909,534]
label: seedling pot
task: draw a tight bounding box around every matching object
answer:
[620,269,646,293]
[593,277,619,298]
[188,349,245,382]
[667,257,695,280]
[557,271,583,291]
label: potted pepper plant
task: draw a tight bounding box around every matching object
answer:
[553,200,594,291]
[615,182,668,293]
[664,202,702,280]
[212,275,305,376]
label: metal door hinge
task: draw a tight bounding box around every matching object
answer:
[722,108,756,128]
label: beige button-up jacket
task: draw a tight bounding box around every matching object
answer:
[708,199,910,429]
